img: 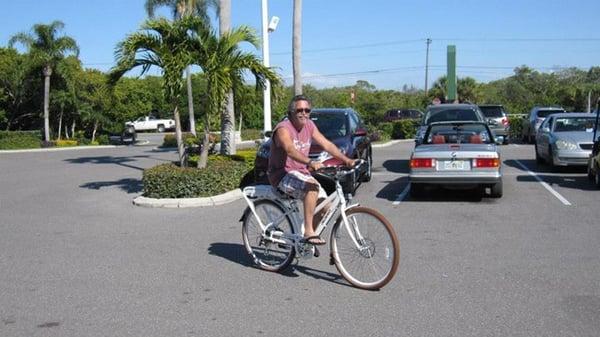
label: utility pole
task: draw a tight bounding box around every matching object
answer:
[424,38,431,95]
[588,90,592,113]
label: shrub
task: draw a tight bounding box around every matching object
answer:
[377,122,394,140]
[391,119,419,139]
[508,115,525,141]
[143,151,256,198]
[241,128,263,140]
[0,131,42,150]
[55,139,78,147]
[96,134,110,145]
[162,132,197,147]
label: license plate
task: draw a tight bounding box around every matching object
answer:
[441,160,469,170]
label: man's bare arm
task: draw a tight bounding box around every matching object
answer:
[312,128,355,167]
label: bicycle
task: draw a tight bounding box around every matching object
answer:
[240,160,400,290]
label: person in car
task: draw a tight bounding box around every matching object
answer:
[268,95,356,245]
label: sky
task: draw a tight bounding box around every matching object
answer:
[1,0,600,90]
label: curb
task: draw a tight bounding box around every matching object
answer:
[0,145,120,154]
[372,139,414,148]
[133,189,243,208]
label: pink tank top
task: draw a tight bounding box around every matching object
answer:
[267,118,316,186]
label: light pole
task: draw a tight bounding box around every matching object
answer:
[261,0,278,133]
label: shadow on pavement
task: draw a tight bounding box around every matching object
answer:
[382,159,410,174]
[64,155,151,171]
[504,159,594,191]
[208,242,353,288]
[80,178,143,194]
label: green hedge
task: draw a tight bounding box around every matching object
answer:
[142,149,256,198]
[391,119,419,139]
[0,131,41,150]
[369,120,419,141]
[508,115,525,141]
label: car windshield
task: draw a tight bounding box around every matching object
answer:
[311,113,348,139]
[479,106,504,118]
[424,123,492,144]
[553,117,596,132]
[424,108,479,124]
[537,109,564,118]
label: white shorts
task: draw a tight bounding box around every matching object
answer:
[277,171,327,200]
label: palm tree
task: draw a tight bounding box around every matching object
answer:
[9,21,79,142]
[145,0,219,137]
[218,0,236,155]
[189,21,281,168]
[292,0,302,95]
[111,17,198,166]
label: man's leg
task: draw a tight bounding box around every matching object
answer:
[302,182,326,245]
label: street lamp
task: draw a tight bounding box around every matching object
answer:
[261,0,278,133]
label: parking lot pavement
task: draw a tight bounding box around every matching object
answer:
[2,142,600,337]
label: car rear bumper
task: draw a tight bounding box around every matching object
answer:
[410,171,502,185]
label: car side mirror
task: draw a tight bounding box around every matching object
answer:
[541,127,550,133]
[353,128,368,137]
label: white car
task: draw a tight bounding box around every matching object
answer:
[126,116,175,132]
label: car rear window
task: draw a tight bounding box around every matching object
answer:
[311,113,348,139]
[479,106,504,118]
[537,109,564,118]
[424,109,480,124]
[425,123,492,144]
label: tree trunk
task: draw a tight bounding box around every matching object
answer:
[219,0,236,155]
[186,67,197,136]
[292,0,303,95]
[172,104,185,167]
[198,113,210,169]
[57,106,64,140]
[42,66,52,141]
[71,120,75,138]
[92,121,98,142]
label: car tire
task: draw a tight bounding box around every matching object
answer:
[548,145,556,170]
[490,180,503,198]
[157,124,165,133]
[595,168,600,189]
[587,162,595,181]
[410,183,425,198]
[360,151,372,182]
[535,144,544,164]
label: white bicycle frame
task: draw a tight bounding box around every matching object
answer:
[242,166,366,254]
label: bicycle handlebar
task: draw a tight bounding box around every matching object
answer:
[315,159,366,180]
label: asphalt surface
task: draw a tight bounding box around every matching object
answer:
[1,135,600,337]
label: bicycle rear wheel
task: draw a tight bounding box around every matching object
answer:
[242,200,296,272]
[330,206,399,290]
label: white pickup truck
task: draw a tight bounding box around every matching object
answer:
[125,116,175,132]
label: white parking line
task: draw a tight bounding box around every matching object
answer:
[393,183,411,205]
[514,160,572,206]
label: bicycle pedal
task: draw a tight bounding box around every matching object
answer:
[313,246,320,258]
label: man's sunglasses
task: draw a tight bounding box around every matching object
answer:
[295,108,311,114]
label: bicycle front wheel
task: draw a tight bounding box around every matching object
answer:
[242,200,296,272]
[330,206,399,290]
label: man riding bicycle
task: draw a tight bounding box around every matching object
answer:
[267,95,357,246]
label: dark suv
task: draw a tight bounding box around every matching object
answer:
[384,109,423,122]
[251,108,372,195]
[478,104,510,144]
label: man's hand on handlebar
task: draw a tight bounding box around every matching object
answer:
[308,160,324,171]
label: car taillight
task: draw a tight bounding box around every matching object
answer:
[410,158,435,168]
[473,158,499,168]
[502,117,509,126]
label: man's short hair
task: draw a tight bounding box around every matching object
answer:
[287,94,312,115]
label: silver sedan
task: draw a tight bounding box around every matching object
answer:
[535,113,597,168]
[409,121,502,198]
